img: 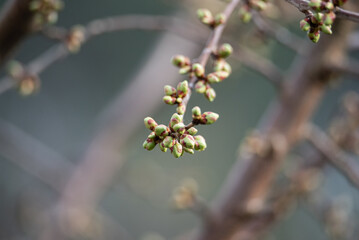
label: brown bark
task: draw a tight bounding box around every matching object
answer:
[195,19,354,240]
[0,0,35,66]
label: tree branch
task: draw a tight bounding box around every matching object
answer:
[305,123,359,191]
[0,0,36,65]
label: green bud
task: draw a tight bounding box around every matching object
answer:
[205,88,216,102]
[300,19,311,32]
[320,24,332,35]
[214,71,230,81]
[325,2,334,11]
[201,112,219,125]
[197,8,214,25]
[7,60,24,79]
[147,132,157,140]
[155,124,170,138]
[183,147,195,154]
[308,0,321,10]
[192,63,205,77]
[173,123,186,134]
[308,30,320,43]
[218,43,233,58]
[170,113,183,128]
[333,0,347,7]
[163,95,177,105]
[172,140,183,158]
[192,106,202,120]
[162,136,175,148]
[195,80,206,93]
[324,12,336,25]
[159,142,167,152]
[179,66,191,75]
[176,97,183,103]
[171,55,190,68]
[144,117,158,131]
[251,0,267,11]
[143,139,156,151]
[176,104,186,115]
[180,134,195,149]
[186,127,198,136]
[312,13,324,24]
[177,80,189,98]
[214,13,226,26]
[214,59,231,73]
[164,85,177,96]
[194,135,207,151]
[207,73,220,83]
[239,6,252,23]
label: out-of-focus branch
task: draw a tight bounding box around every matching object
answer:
[285,0,359,23]
[305,123,359,191]
[252,12,306,54]
[0,0,36,65]
[328,59,359,79]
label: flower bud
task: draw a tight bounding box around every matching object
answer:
[177,80,189,98]
[205,88,216,102]
[195,80,206,93]
[180,134,195,149]
[192,63,205,77]
[173,123,186,134]
[155,124,170,138]
[164,85,177,96]
[186,127,198,136]
[324,12,336,25]
[170,113,183,128]
[176,104,186,115]
[171,55,190,68]
[194,135,207,151]
[143,139,156,151]
[320,24,332,35]
[325,1,334,11]
[207,73,220,83]
[239,5,252,23]
[147,132,157,140]
[218,43,233,58]
[214,13,226,26]
[192,106,202,120]
[201,112,219,125]
[173,140,183,158]
[18,76,40,96]
[333,0,347,7]
[176,97,183,103]
[197,8,214,25]
[159,143,168,152]
[214,60,231,73]
[162,136,175,148]
[144,117,158,131]
[250,0,267,11]
[214,71,230,81]
[300,19,311,32]
[308,30,320,43]
[308,0,321,10]
[183,147,195,154]
[312,13,324,24]
[163,95,177,105]
[178,66,191,75]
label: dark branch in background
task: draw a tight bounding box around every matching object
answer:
[305,123,359,190]
[285,0,359,22]
[328,59,359,79]
[0,0,35,65]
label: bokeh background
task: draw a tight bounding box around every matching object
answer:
[0,0,359,239]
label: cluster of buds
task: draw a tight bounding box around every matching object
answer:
[239,0,269,23]
[172,178,198,209]
[65,25,86,53]
[163,80,189,115]
[143,107,219,158]
[197,9,226,28]
[194,43,232,102]
[7,61,40,96]
[300,0,347,43]
[29,0,64,27]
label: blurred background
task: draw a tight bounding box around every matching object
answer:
[0,0,359,239]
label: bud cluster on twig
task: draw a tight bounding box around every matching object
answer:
[29,0,64,27]
[197,9,227,28]
[143,107,219,158]
[239,0,269,23]
[7,61,40,96]
[300,0,347,43]
[65,25,86,53]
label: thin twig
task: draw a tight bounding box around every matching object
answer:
[305,123,359,191]
[285,0,359,23]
